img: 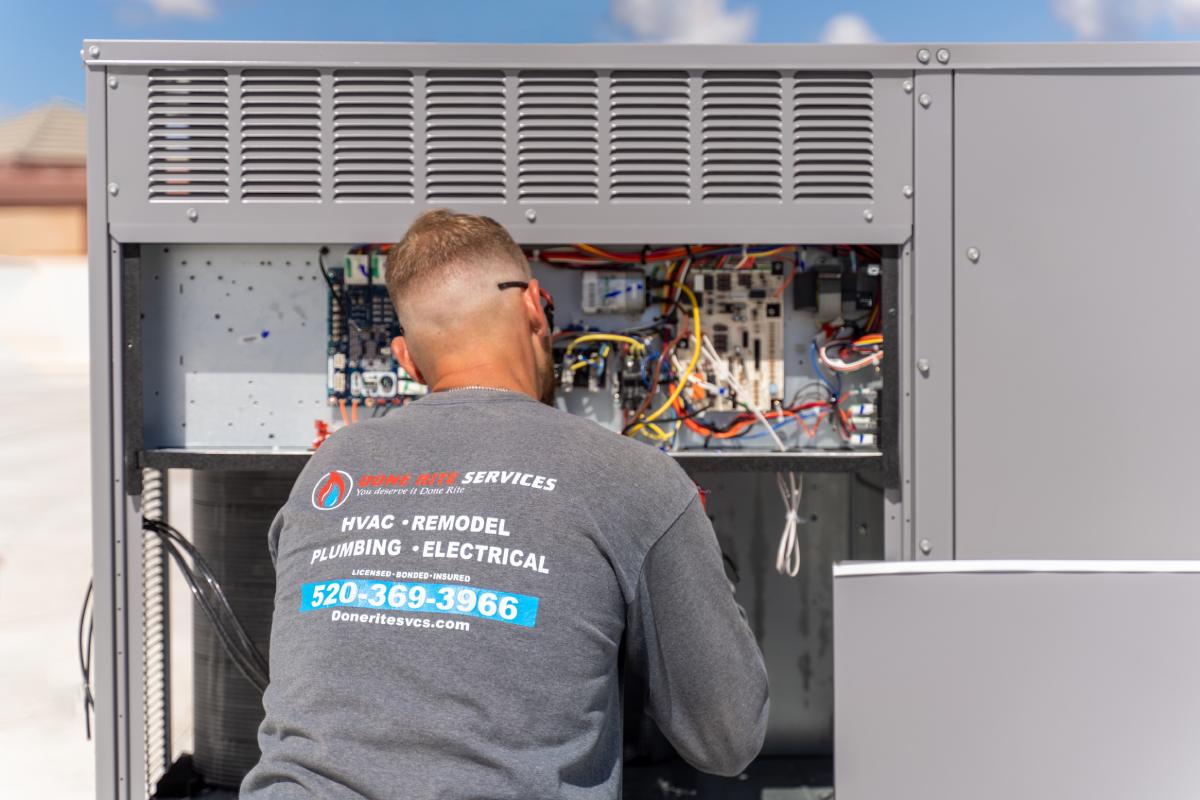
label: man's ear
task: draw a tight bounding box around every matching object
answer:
[523,279,549,336]
[391,336,426,384]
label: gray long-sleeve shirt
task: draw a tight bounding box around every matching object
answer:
[241,388,768,799]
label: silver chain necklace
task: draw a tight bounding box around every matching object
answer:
[439,385,511,393]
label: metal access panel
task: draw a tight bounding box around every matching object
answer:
[98,41,913,246]
[835,561,1200,800]
[953,70,1200,558]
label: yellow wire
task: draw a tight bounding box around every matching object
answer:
[565,334,646,354]
[640,284,701,425]
[638,422,672,441]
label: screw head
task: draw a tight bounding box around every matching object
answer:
[187,208,199,222]
[916,48,931,64]
[966,246,981,263]
[918,93,932,108]
[862,209,874,223]
[902,79,914,94]
[917,358,931,376]
[919,539,933,555]
[107,182,119,196]
[525,209,537,223]
[88,45,100,59]
[107,76,118,89]
[902,184,914,198]
[936,47,951,64]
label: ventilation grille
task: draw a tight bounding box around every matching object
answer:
[610,71,690,201]
[701,71,783,201]
[147,69,230,201]
[517,71,599,201]
[331,70,414,201]
[793,71,874,200]
[140,67,887,207]
[425,70,506,201]
[240,69,321,201]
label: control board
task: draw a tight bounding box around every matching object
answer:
[325,252,426,417]
[694,267,785,411]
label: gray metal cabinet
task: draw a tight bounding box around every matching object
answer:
[953,70,1200,558]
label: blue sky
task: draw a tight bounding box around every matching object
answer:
[2,0,1199,115]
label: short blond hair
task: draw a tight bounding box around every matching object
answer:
[385,210,530,309]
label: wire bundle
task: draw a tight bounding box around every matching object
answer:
[143,518,270,693]
[775,472,804,577]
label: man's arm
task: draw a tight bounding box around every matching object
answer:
[627,495,769,776]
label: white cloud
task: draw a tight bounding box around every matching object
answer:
[612,0,757,44]
[1053,0,1200,39]
[819,13,881,44]
[146,0,216,20]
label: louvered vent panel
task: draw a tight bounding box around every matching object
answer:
[332,70,414,201]
[517,71,599,201]
[793,72,874,200]
[701,71,783,200]
[425,70,506,201]
[609,71,689,201]
[147,69,229,201]
[240,69,321,201]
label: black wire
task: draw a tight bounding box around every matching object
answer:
[144,519,270,692]
[144,520,266,669]
[78,580,94,739]
[157,534,270,692]
[318,246,357,333]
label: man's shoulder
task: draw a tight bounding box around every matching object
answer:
[539,407,693,489]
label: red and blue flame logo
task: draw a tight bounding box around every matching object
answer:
[311,470,353,511]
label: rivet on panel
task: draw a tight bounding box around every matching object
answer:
[525,209,537,223]
[918,93,932,108]
[936,48,951,64]
[902,79,914,94]
[107,182,119,196]
[88,45,100,59]
[916,48,931,64]
[902,184,914,198]
[862,209,874,223]
[966,246,981,263]
[917,358,931,377]
[187,208,199,222]
[107,76,118,89]
[919,539,933,555]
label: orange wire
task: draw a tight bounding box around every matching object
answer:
[351,398,359,423]
[773,265,799,299]
[338,399,349,426]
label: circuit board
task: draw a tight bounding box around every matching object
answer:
[693,267,784,411]
[326,254,425,408]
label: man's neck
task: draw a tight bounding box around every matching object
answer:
[429,366,536,400]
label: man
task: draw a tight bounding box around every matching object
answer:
[242,210,768,799]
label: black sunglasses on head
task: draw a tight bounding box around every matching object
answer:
[396,281,554,337]
[497,281,555,332]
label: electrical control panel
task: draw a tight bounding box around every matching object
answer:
[325,253,426,421]
[316,244,886,453]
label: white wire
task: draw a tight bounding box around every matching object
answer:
[775,471,803,577]
[691,335,802,576]
[699,335,788,452]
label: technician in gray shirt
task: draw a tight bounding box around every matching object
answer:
[242,210,768,799]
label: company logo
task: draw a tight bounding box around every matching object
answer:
[312,471,354,511]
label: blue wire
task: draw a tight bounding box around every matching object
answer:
[737,419,797,440]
